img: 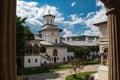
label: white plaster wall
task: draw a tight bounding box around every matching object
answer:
[46,30,60,43]
[97,65,108,80]
[67,52,74,57]
[24,56,41,68]
[42,30,60,43]
[41,57,50,64]
[46,46,69,62]
[99,24,108,37]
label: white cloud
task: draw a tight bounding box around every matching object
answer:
[17,0,64,34]
[17,0,107,37]
[83,26,100,36]
[63,28,76,37]
[71,2,76,7]
[96,0,104,7]
[63,14,83,28]
[82,0,107,36]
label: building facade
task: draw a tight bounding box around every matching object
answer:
[24,12,74,68]
[94,21,108,80]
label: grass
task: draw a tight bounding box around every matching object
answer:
[18,60,100,76]
[65,71,97,80]
[18,65,68,76]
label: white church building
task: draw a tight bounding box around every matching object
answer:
[24,12,74,68]
[23,11,100,68]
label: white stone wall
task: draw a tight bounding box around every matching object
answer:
[99,24,108,37]
[41,57,51,64]
[42,30,60,43]
[24,56,41,68]
[96,65,108,80]
[46,46,72,62]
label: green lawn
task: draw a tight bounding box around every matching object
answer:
[18,65,68,76]
[65,71,97,80]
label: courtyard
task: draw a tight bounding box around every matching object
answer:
[18,64,100,80]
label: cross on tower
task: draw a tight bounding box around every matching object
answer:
[48,10,50,14]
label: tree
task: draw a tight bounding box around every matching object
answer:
[73,46,90,62]
[16,16,34,55]
[67,58,84,78]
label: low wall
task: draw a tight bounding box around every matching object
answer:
[95,65,108,80]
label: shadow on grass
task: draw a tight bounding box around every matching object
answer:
[17,65,68,76]
[18,72,62,80]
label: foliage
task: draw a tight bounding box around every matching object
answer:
[73,46,90,61]
[67,58,84,78]
[65,71,97,80]
[16,16,34,54]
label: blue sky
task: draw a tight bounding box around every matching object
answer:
[17,0,107,37]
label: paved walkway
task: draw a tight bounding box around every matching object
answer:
[19,64,100,80]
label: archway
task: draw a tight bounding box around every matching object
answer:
[100,46,108,65]
[53,49,58,62]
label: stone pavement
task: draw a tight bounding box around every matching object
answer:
[18,64,100,80]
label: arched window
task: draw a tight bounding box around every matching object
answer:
[33,44,40,54]
[55,39,57,43]
[104,48,108,53]
[52,32,54,35]
[25,44,32,55]
[53,49,58,56]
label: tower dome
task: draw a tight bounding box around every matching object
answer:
[43,10,55,25]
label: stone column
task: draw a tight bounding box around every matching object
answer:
[0,0,16,80]
[101,53,104,65]
[100,0,120,80]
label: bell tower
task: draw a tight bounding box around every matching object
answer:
[39,10,62,43]
[43,10,55,25]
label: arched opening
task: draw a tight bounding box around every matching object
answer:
[53,49,58,62]
[25,44,33,55]
[33,44,40,55]
[104,48,108,59]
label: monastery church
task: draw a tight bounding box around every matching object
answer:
[24,11,74,68]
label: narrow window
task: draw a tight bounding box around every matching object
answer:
[51,19,52,24]
[52,32,54,35]
[28,59,30,63]
[55,39,57,43]
[35,59,37,63]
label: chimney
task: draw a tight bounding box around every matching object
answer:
[69,37,72,42]
[85,36,89,43]
[65,37,68,41]
[94,37,97,41]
